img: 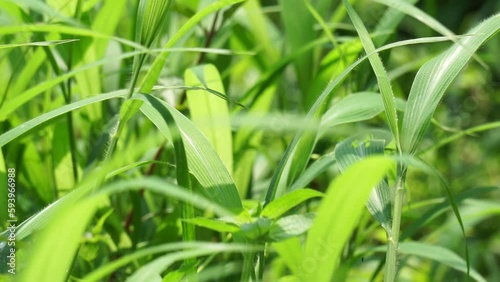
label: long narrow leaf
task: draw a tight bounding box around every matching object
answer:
[401,13,500,154]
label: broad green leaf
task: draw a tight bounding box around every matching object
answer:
[185,64,233,174]
[402,13,500,154]
[302,156,394,282]
[342,0,401,150]
[135,94,243,212]
[261,189,323,219]
[334,130,393,232]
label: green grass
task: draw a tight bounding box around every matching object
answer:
[1,0,500,281]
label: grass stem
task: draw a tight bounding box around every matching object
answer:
[384,169,406,282]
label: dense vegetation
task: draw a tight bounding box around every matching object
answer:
[0,0,499,281]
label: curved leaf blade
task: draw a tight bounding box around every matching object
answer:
[402,13,500,154]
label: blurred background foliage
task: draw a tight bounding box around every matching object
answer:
[0,0,499,281]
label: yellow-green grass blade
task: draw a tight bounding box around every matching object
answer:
[401,13,500,154]
[301,156,394,282]
[185,64,233,174]
[0,39,78,49]
[19,191,99,282]
[136,94,243,212]
[342,0,401,151]
[0,24,145,50]
[139,0,245,94]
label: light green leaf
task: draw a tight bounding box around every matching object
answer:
[302,156,394,282]
[261,189,323,219]
[185,64,233,174]
[19,196,99,282]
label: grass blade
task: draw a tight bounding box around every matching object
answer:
[136,94,243,211]
[185,64,233,174]
[401,13,500,154]
[301,156,394,281]
[342,0,401,151]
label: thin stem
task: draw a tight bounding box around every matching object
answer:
[384,168,406,282]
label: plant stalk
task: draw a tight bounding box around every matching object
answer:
[384,169,406,282]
